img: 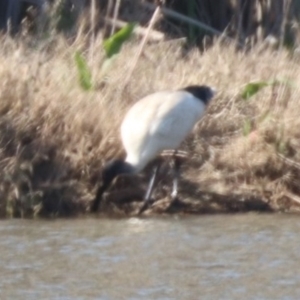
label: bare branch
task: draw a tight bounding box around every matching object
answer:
[104,17,164,41]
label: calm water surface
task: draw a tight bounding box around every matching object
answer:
[1,214,300,300]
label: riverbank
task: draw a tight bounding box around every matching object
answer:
[1,34,300,218]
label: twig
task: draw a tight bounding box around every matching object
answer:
[283,192,300,205]
[160,150,188,158]
[89,0,96,73]
[121,1,163,89]
[276,153,300,170]
[103,0,114,37]
[141,0,230,38]
[110,0,121,36]
[279,0,292,49]
[142,0,245,47]
[104,17,164,41]
[236,0,245,47]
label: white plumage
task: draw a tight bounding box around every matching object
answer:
[91,85,216,213]
[121,90,207,172]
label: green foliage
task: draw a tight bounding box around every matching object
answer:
[257,110,271,124]
[270,78,296,88]
[242,119,252,136]
[100,56,117,75]
[103,23,136,58]
[241,78,295,100]
[241,81,269,100]
[277,140,287,155]
[74,51,93,91]
[275,124,287,155]
[74,24,135,91]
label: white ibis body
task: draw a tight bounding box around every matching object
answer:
[91,85,215,213]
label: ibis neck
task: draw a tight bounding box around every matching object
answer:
[119,161,135,175]
[125,157,146,173]
[91,160,135,213]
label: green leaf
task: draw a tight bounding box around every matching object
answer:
[257,111,271,124]
[241,78,296,101]
[100,56,117,75]
[269,78,296,88]
[103,23,136,58]
[277,140,287,155]
[243,119,252,136]
[74,51,93,91]
[241,81,269,100]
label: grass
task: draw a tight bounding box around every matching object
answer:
[1,32,300,218]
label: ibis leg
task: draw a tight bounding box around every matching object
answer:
[138,163,161,214]
[171,157,181,201]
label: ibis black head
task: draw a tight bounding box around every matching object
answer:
[181,85,216,105]
[91,159,134,212]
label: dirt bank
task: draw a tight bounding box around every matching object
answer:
[1,34,300,218]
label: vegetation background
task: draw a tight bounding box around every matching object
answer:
[1,0,300,218]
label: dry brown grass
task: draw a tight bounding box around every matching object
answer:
[1,32,300,218]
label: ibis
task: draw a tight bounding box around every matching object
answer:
[91,85,216,213]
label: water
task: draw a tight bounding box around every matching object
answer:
[1,214,300,300]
